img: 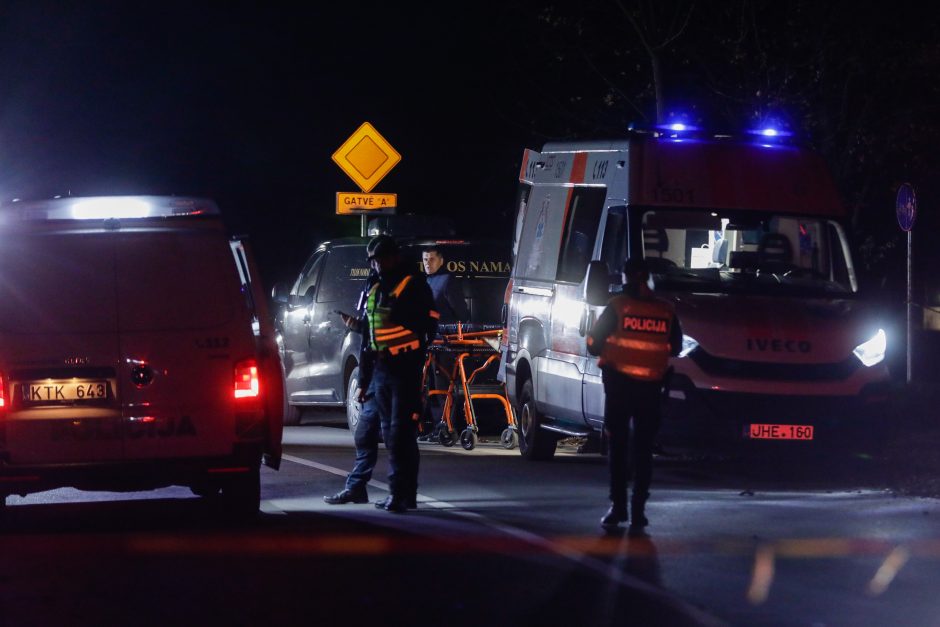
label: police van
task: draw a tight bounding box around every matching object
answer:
[273,236,510,429]
[0,196,283,514]
[503,128,892,460]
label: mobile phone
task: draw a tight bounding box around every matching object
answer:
[334,310,354,319]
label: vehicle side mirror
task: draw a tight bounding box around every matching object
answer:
[271,282,290,305]
[584,260,612,307]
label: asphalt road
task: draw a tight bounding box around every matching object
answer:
[1,410,938,627]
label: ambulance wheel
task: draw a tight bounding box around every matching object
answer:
[439,429,456,447]
[518,379,557,461]
[500,427,518,450]
[460,428,477,451]
[220,466,261,519]
[346,366,362,431]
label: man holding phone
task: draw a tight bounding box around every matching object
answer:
[323,271,385,505]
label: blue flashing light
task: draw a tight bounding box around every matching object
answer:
[746,122,793,140]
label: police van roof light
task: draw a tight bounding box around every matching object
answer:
[72,198,152,220]
[1,196,220,223]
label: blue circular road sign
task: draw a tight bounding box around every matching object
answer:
[896,183,917,232]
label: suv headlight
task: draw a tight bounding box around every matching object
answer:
[853,329,886,367]
[679,334,699,358]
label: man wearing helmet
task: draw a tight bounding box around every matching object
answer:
[360,235,439,512]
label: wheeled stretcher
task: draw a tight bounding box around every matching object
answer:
[422,324,517,450]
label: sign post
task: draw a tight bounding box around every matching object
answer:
[331,122,401,236]
[896,183,917,384]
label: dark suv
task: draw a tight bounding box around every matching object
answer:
[272,237,510,427]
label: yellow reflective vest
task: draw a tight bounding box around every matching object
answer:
[366,275,427,356]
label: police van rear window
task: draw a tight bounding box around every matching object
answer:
[115,230,243,331]
[0,232,118,333]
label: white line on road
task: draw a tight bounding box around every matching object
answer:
[281,452,724,626]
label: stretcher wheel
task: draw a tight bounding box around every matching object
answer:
[500,427,518,450]
[439,429,456,447]
[459,428,477,451]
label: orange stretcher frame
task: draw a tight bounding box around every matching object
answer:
[421,325,517,450]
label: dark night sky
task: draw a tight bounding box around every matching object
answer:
[2,2,938,294]
[0,2,530,285]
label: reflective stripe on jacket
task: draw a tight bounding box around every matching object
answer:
[366,275,424,356]
[595,295,675,381]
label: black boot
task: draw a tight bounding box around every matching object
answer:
[374,495,409,513]
[600,503,628,529]
[323,487,368,505]
[630,494,649,530]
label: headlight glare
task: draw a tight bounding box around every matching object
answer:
[679,334,699,358]
[853,329,886,367]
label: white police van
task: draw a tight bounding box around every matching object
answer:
[503,127,893,460]
[0,196,283,513]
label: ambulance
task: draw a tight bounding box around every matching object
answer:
[502,127,893,460]
[0,196,283,514]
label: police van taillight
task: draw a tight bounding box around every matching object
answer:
[0,373,6,410]
[233,359,260,399]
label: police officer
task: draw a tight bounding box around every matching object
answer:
[323,271,383,505]
[587,257,681,531]
[361,235,438,512]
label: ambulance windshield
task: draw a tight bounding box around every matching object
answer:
[638,210,855,296]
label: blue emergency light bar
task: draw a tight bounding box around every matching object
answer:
[0,196,220,222]
[629,121,796,145]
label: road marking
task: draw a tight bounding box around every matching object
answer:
[868,546,911,596]
[747,544,776,605]
[281,452,723,626]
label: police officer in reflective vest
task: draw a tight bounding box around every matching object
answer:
[587,257,682,531]
[323,270,382,506]
[361,235,439,512]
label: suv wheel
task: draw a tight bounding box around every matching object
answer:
[282,367,301,426]
[346,366,361,431]
[220,466,261,519]
[518,379,557,461]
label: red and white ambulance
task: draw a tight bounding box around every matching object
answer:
[502,128,892,460]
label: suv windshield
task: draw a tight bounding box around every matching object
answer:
[637,209,855,297]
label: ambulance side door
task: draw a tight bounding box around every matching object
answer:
[542,187,606,425]
[583,206,628,428]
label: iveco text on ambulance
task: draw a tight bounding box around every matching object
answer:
[502,130,892,460]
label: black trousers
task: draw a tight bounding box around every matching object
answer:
[373,354,424,500]
[603,371,663,508]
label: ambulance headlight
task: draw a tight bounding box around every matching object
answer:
[853,329,886,367]
[679,334,699,358]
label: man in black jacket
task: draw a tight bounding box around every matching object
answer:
[422,246,470,324]
[362,235,438,512]
[587,257,682,531]
[323,271,382,506]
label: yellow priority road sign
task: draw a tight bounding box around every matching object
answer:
[336,192,397,215]
[331,122,401,193]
